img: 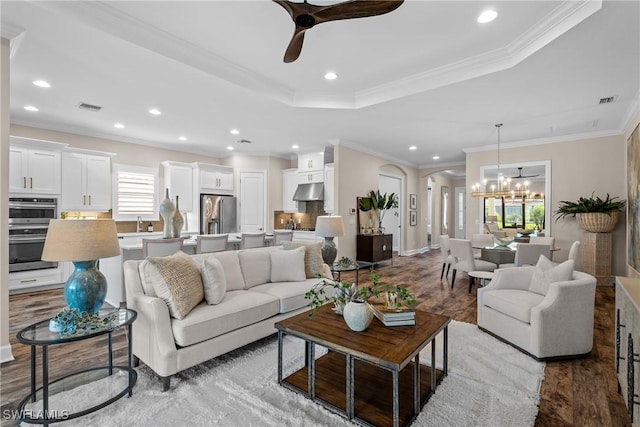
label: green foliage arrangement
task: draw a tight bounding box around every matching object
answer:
[51,307,116,337]
[554,193,626,221]
[358,190,399,228]
[356,269,416,307]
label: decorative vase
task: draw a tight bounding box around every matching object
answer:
[159,188,176,238]
[576,212,619,233]
[64,260,107,314]
[385,291,399,309]
[342,300,373,332]
[172,195,184,237]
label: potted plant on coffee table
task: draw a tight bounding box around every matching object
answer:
[554,192,626,232]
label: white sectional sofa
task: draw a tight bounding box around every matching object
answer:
[123,243,330,390]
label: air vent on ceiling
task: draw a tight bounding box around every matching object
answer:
[598,96,617,105]
[237,139,252,144]
[78,102,103,112]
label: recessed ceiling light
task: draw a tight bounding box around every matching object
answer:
[230,129,240,135]
[409,145,417,151]
[292,144,299,149]
[433,155,440,160]
[178,136,187,141]
[24,105,38,112]
[32,80,50,88]
[324,71,338,80]
[227,146,234,151]
[114,123,125,129]
[149,108,162,115]
[477,10,497,23]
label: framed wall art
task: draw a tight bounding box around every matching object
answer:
[409,193,417,210]
[410,210,417,226]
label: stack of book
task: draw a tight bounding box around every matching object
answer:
[371,305,415,326]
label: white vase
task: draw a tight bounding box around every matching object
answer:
[172,195,184,237]
[159,188,176,238]
[342,300,373,332]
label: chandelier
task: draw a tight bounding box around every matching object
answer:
[471,124,544,200]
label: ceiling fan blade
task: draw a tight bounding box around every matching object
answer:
[284,26,307,63]
[314,0,404,23]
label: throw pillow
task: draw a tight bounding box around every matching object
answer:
[201,257,227,305]
[238,248,272,288]
[270,247,306,282]
[148,251,204,320]
[209,251,246,291]
[282,241,328,278]
[528,255,574,296]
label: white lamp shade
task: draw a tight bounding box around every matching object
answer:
[42,219,121,262]
[315,216,345,238]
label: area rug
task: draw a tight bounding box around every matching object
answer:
[23,320,544,426]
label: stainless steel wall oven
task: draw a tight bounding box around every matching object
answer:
[9,197,58,272]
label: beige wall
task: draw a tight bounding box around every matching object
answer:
[466,134,628,277]
[1,38,12,362]
[334,145,420,260]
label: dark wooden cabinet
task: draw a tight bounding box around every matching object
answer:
[357,234,393,263]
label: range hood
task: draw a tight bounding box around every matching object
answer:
[293,183,324,201]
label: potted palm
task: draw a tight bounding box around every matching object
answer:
[554,193,626,232]
[359,190,399,233]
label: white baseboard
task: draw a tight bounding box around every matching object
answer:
[0,344,15,364]
[403,247,431,256]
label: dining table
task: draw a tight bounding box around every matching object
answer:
[478,242,560,267]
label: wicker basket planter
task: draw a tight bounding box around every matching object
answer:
[576,211,620,233]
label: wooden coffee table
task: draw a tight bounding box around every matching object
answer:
[275,305,450,427]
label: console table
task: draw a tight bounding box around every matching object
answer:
[16,308,137,425]
[357,234,393,264]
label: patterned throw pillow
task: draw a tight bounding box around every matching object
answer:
[528,255,574,296]
[147,251,204,319]
[281,241,327,278]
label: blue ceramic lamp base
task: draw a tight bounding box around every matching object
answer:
[64,260,108,314]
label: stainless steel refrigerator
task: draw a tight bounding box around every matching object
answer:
[200,194,237,235]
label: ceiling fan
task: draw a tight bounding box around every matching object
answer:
[509,167,540,179]
[273,0,404,63]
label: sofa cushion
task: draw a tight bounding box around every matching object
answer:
[238,247,272,289]
[147,251,204,320]
[270,247,306,282]
[483,289,545,323]
[282,241,327,278]
[170,290,280,347]
[201,257,227,305]
[209,251,245,291]
[529,256,574,296]
[138,260,159,297]
[251,278,319,313]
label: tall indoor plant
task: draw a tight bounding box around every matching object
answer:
[554,193,626,232]
[359,190,398,233]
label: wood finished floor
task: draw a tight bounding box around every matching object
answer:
[0,249,630,426]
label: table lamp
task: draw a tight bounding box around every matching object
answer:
[42,219,120,314]
[315,215,345,266]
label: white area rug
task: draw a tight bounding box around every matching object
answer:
[24,321,544,427]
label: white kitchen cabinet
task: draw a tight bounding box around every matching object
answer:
[9,145,61,195]
[9,267,63,292]
[298,170,323,183]
[282,168,299,213]
[162,161,194,212]
[292,230,323,243]
[196,163,234,193]
[324,163,335,213]
[297,152,324,172]
[61,151,112,211]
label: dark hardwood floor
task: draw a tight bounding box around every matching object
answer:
[0,249,630,426]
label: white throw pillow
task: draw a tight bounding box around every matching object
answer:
[270,247,306,282]
[528,255,574,296]
[282,241,328,278]
[201,257,227,305]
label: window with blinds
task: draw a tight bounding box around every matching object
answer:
[112,164,159,220]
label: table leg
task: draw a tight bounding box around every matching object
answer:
[392,370,400,427]
[431,337,436,393]
[128,323,134,397]
[108,331,113,376]
[346,355,354,419]
[443,326,449,377]
[308,342,315,399]
[414,353,420,415]
[30,345,36,403]
[42,345,49,426]
[277,331,284,385]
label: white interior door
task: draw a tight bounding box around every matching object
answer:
[454,186,466,238]
[239,171,265,233]
[378,174,402,253]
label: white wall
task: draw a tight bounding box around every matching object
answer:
[1,38,12,362]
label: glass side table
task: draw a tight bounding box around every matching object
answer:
[330,261,373,285]
[16,308,137,426]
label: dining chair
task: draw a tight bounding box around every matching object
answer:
[240,232,266,249]
[142,237,185,258]
[272,230,294,245]
[499,243,552,268]
[530,236,555,247]
[440,234,453,280]
[449,238,497,293]
[471,234,494,259]
[196,234,229,254]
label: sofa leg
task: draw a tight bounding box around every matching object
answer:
[451,270,456,288]
[440,263,446,280]
[161,376,171,392]
[133,355,140,368]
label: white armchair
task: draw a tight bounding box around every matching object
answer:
[477,265,596,360]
